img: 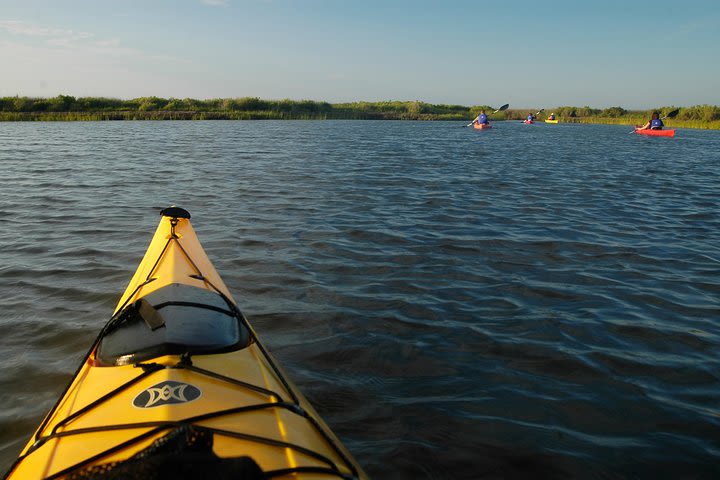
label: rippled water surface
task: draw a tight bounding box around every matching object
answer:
[1,120,719,478]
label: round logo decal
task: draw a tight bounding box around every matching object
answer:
[133,381,201,408]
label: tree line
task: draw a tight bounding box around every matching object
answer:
[0,95,718,127]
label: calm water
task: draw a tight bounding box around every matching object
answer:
[1,120,719,479]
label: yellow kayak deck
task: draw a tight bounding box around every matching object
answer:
[6,207,365,480]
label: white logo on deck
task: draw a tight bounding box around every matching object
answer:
[133,381,201,408]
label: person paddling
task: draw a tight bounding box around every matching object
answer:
[527,113,536,122]
[638,112,664,130]
[548,113,556,120]
[474,110,489,126]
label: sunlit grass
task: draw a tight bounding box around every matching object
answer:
[0,96,718,129]
[561,117,720,130]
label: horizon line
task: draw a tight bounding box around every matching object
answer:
[0,94,709,111]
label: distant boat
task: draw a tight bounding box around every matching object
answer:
[634,128,675,137]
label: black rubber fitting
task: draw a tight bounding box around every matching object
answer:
[160,206,191,219]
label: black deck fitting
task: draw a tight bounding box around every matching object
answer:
[160,206,191,219]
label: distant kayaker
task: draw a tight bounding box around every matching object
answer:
[548,113,556,120]
[638,112,664,130]
[474,110,489,126]
[527,113,535,122]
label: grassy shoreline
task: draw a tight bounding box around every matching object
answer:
[558,117,720,130]
[1,96,719,129]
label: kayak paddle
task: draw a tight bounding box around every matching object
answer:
[465,103,509,127]
[663,108,680,119]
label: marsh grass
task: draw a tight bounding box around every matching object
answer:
[1,96,718,129]
[562,117,720,130]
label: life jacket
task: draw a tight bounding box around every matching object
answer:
[527,115,534,121]
[650,118,664,129]
[478,114,488,124]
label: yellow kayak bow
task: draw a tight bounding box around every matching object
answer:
[5,207,365,480]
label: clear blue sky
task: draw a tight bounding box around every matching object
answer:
[1,0,718,108]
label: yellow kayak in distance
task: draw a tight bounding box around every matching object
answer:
[544,119,559,124]
[5,207,366,480]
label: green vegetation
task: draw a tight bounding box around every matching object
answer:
[506,105,720,129]
[1,95,719,129]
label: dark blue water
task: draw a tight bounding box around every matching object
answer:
[1,120,719,479]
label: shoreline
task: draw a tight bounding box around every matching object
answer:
[1,97,718,129]
[1,112,718,130]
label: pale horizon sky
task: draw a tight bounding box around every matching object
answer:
[0,0,718,109]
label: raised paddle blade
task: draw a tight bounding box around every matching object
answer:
[664,108,679,119]
[494,103,509,113]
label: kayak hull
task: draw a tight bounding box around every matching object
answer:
[473,123,491,129]
[6,208,366,480]
[635,128,675,137]
[523,120,534,124]
[544,119,559,124]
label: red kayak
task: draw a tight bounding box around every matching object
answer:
[634,128,675,137]
[523,120,534,124]
[474,123,492,130]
